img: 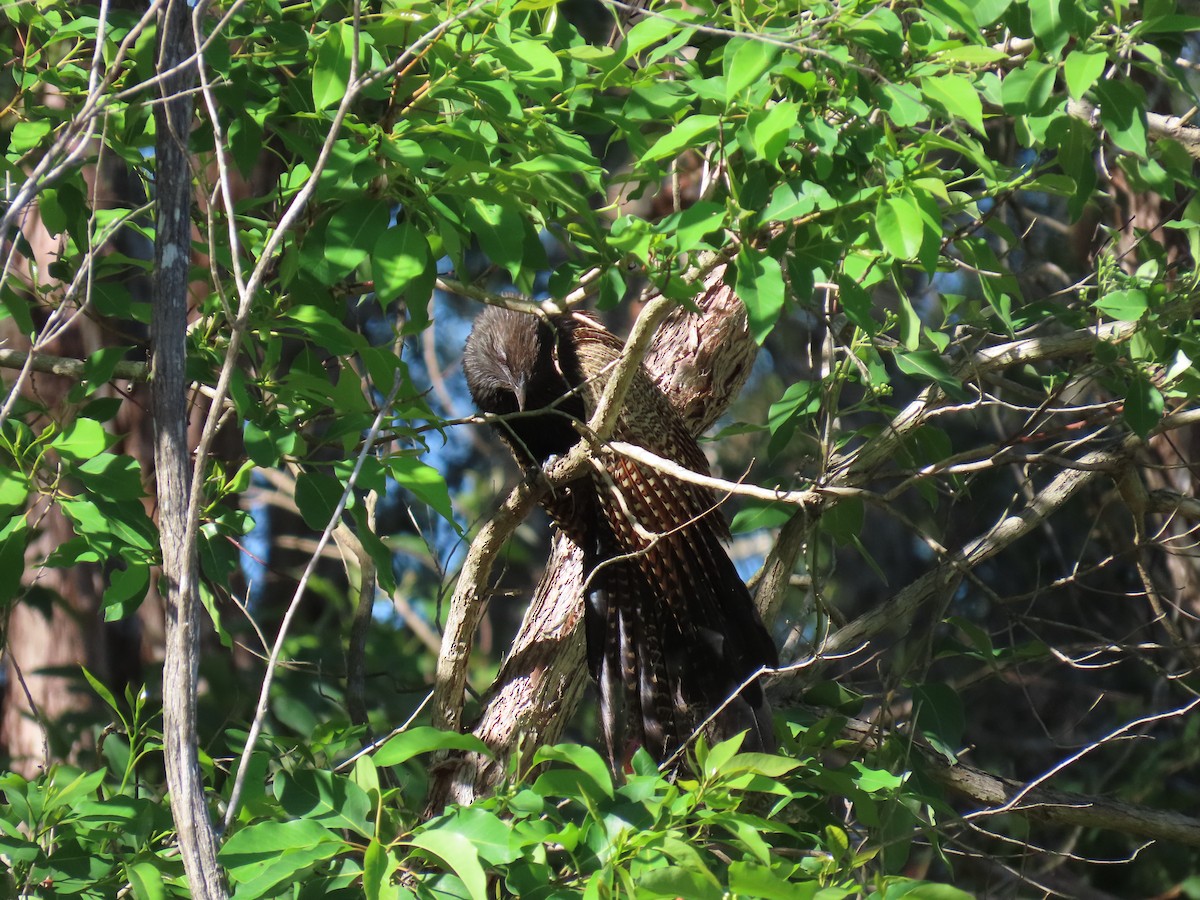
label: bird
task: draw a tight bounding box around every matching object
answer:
[463,303,778,768]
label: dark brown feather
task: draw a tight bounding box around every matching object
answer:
[464,306,777,766]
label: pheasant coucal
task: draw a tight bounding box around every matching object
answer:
[463,304,778,767]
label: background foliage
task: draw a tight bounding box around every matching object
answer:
[2,0,1200,896]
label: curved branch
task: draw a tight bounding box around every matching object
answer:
[430,448,587,732]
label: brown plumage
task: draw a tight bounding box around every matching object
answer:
[464,305,777,766]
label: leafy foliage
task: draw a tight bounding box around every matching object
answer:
[3,713,969,900]
[3,0,1200,895]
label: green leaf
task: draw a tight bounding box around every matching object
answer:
[970,0,1013,26]
[730,501,792,534]
[701,731,745,777]
[735,245,785,344]
[313,24,353,110]
[325,198,390,278]
[767,380,819,457]
[876,195,924,259]
[725,38,777,101]
[921,74,984,134]
[462,196,525,279]
[275,769,373,838]
[894,350,963,399]
[847,7,904,58]
[10,119,51,155]
[822,497,863,545]
[284,303,367,354]
[1000,61,1056,114]
[43,767,106,814]
[1094,288,1148,321]
[531,744,614,799]
[1030,0,1070,57]
[59,496,158,557]
[435,806,520,865]
[936,44,1007,65]
[1094,80,1147,156]
[0,517,28,607]
[243,420,280,468]
[101,563,150,619]
[294,471,346,531]
[406,829,488,900]
[51,418,110,461]
[74,795,153,827]
[219,819,342,894]
[622,10,694,60]
[899,294,921,350]
[657,200,725,251]
[75,454,145,501]
[911,682,965,763]
[825,823,850,858]
[82,346,134,395]
[0,469,26,516]
[363,838,390,900]
[850,760,906,792]
[1124,376,1164,438]
[1063,50,1107,100]
[640,114,720,163]
[373,726,493,767]
[893,882,977,899]
[1136,13,1200,33]
[388,454,458,529]
[761,179,828,223]
[752,101,800,164]
[638,866,723,900]
[506,39,563,85]
[373,223,433,315]
[721,752,802,778]
[879,82,929,128]
[729,861,816,900]
[126,862,166,900]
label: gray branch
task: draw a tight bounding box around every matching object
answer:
[151,1,227,895]
[837,712,1200,849]
[0,348,149,382]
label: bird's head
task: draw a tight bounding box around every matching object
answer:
[464,306,560,415]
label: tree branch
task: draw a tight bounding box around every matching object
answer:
[151,1,227,896]
[430,450,585,733]
[835,709,1200,850]
[0,348,149,382]
[811,442,1132,664]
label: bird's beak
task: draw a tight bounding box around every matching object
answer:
[513,376,527,411]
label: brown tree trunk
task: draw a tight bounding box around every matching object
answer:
[1,500,109,775]
[0,173,139,774]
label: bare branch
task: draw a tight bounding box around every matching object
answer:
[0,348,149,383]
[151,0,227,895]
[1068,98,1200,160]
[814,442,1134,661]
[836,711,1200,850]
